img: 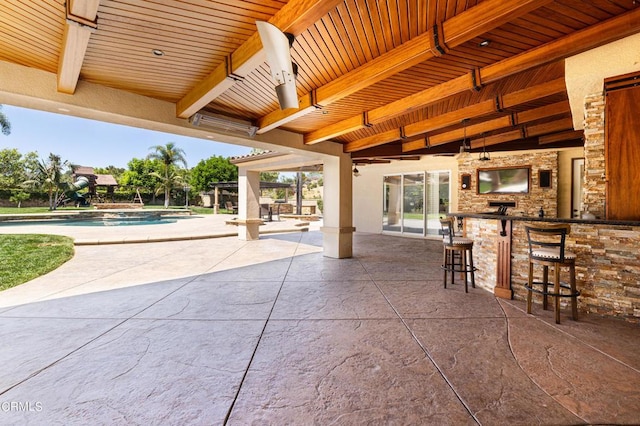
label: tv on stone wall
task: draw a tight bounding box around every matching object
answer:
[477,167,530,194]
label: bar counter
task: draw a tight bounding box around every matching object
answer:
[449,212,640,322]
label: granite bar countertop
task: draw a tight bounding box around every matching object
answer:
[448,212,640,227]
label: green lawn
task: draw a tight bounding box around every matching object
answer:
[0,234,75,292]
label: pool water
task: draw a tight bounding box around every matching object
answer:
[1,216,191,227]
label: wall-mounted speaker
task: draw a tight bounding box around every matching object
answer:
[461,174,471,190]
[539,170,552,188]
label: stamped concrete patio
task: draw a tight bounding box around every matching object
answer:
[0,221,639,425]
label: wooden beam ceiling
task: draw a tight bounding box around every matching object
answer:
[258,0,552,135]
[57,0,99,94]
[341,78,566,153]
[176,0,342,119]
[305,7,640,147]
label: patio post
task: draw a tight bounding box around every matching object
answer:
[321,154,355,258]
[237,168,261,240]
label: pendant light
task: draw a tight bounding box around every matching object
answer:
[479,132,491,161]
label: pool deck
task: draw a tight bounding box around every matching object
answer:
[0,212,313,245]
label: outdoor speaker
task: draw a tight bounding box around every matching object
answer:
[539,170,552,188]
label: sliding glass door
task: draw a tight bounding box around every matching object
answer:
[383,175,402,232]
[426,171,450,235]
[383,171,449,237]
[402,173,424,235]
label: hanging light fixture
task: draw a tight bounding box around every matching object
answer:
[479,132,491,161]
[353,165,360,177]
[459,118,470,154]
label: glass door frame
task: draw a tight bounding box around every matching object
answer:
[382,170,451,238]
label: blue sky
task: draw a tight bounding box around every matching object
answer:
[0,104,252,169]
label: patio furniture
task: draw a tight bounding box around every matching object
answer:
[524,224,580,324]
[440,217,476,293]
[225,201,238,214]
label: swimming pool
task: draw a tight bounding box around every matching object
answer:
[0,214,192,227]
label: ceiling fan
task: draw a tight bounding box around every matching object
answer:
[256,21,299,110]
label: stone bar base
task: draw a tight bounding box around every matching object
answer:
[321,226,355,259]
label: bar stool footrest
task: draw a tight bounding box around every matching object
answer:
[525,281,581,297]
[441,265,478,273]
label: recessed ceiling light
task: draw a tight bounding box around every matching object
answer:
[151,49,165,57]
[479,40,490,47]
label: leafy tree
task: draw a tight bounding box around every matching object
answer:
[9,190,30,208]
[0,105,11,136]
[260,171,279,182]
[189,155,238,192]
[0,148,26,188]
[94,165,125,182]
[146,142,187,208]
[24,153,69,210]
[119,158,162,189]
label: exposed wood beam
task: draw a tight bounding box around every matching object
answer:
[57,0,99,94]
[176,0,342,119]
[423,101,571,148]
[470,129,525,149]
[344,78,566,153]
[525,117,575,138]
[404,99,497,137]
[259,0,550,136]
[469,119,578,150]
[538,129,584,145]
[307,7,640,146]
[344,128,405,153]
[514,100,571,124]
[427,116,514,148]
[481,8,640,83]
[501,78,566,108]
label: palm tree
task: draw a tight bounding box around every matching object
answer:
[0,105,11,136]
[24,153,68,210]
[147,142,187,208]
[149,168,184,208]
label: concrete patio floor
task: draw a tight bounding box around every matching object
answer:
[0,221,639,425]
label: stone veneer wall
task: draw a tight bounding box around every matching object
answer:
[466,217,640,321]
[458,152,558,217]
[582,92,606,218]
[510,221,640,320]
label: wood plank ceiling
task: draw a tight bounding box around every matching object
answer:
[1,0,639,160]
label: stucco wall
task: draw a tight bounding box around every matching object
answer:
[352,156,458,234]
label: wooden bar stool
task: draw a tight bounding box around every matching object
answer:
[524,223,580,324]
[440,218,476,293]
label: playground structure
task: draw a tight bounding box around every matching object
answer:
[55,166,119,208]
[55,176,90,207]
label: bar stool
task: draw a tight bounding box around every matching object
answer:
[524,224,580,324]
[440,218,476,293]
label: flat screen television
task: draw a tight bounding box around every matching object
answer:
[477,167,530,194]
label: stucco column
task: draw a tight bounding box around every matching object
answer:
[321,154,355,258]
[237,168,261,240]
[213,186,219,214]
